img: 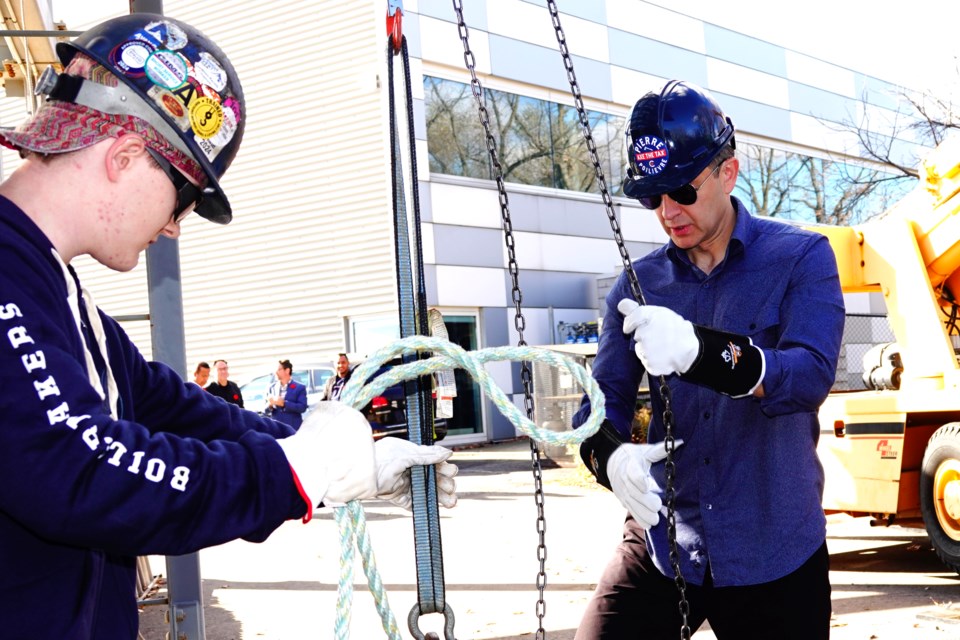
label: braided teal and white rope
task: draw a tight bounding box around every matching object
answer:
[332,336,606,639]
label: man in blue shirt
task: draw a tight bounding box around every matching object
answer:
[573,80,844,639]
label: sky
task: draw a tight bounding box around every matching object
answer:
[49,0,959,96]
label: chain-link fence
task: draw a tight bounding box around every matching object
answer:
[532,349,592,460]
[836,313,896,391]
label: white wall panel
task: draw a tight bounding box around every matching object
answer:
[790,112,861,156]
[408,56,426,101]
[553,12,610,63]
[786,51,857,98]
[856,100,918,143]
[416,138,431,180]
[421,222,436,264]
[707,58,790,109]
[485,1,613,64]
[430,182,504,228]
[487,0,558,52]
[610,65,666,107]
[513,231,626,273]
[483,359,515,401]
[420,15,491,75]
[606,0,706,54]
[436,266,506,306]
[620,206,670,243]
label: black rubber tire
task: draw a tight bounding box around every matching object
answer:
[920,422,960,574]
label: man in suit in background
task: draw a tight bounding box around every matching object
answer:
[267,359,307,430]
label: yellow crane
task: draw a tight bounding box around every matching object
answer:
[812,134,960,571]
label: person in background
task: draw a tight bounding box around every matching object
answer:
[193,361,210,387]
[266,359,307,430]
[572,80,844,640]
[207,358,244,407]
[322,352,352,401]
[0,14,457,640]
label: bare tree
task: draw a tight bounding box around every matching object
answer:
[796,157,886,225]
[736,145,795,218]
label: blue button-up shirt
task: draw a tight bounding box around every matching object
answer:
[574,198,844,587]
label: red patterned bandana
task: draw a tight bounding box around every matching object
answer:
[0,53,205,186]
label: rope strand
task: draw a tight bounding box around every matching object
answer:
[332,336,605,638]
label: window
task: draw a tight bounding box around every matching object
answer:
[424,76,625,196]
[733,143,914,225]
[424,76,914,225]
[350,316,401,355]
[348,312,484,438]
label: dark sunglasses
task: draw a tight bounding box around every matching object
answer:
[144,146,205,223]
[638,160,725,210]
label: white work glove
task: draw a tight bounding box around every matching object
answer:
[607,440,683,529]
[373,437,458,510]
[276,402,378,509]
[619,299,699,376]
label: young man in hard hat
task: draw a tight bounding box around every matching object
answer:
[573,80,844,639]
[0,14,456,640]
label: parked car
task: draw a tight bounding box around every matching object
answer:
[239,359,446,442]
[359,360,448,442]
[238,362,335,418]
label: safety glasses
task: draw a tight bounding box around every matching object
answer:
[638,160,725,210]
[144,146,204,223]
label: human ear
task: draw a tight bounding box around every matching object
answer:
[104,135,148,182]
[721,156,739,195]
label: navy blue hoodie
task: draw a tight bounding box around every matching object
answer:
[0,197,306,639]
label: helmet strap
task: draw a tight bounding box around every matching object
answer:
[39,68,193,160]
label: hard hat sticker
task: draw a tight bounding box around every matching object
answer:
[148,85,191,131]
[189,96,223,139]
[633,134,669,176]
[210,99,238,147]
[194,96,240,162]
[142,20,188,51]
[144,50,189,91]
[110,40,154,76]
[194,52,227,92]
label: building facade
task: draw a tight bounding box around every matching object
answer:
[0,0,925,444]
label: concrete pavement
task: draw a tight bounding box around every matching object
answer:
[137,439,960,639]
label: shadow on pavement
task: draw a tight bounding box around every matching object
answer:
[830,539,956,575]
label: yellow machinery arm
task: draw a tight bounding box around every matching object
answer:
[811,136,960,388]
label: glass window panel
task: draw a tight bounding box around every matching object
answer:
[350,316,401,355]
[551,103,595,192]
[734,142,913,225]
[487,88,554,187]
[424,76,491,179]
[425,76,914,223]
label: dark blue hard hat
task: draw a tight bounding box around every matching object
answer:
[56,13,245,224]
[622,80,735,200]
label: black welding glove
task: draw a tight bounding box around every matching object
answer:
[619,299,764,398]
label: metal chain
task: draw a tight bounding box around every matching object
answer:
[451,1,548,637]
[545,2,690,637]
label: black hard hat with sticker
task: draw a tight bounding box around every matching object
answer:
[54,13,245,224]
[622,80,734,202]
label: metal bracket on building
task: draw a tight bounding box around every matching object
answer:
[167,601,203,640]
